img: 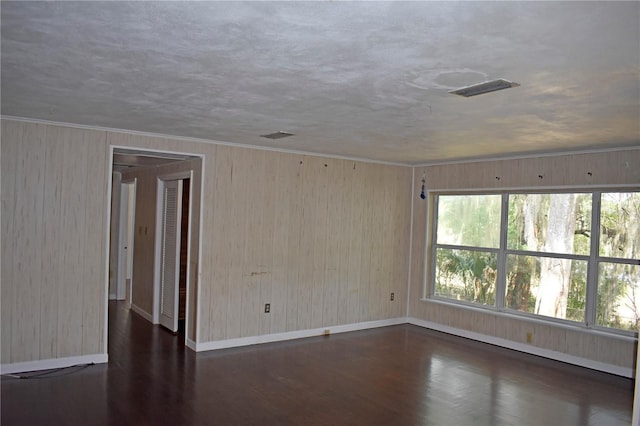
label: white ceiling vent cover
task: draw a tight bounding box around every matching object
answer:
[449,79,520,97]
[261,131,295,139]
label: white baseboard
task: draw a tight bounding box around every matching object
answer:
[1,353,108,375]
[195,317,408,352]
[130,303,153,323]
[4,317,627,377]
[408,317,634,378]
[186,338,197,351]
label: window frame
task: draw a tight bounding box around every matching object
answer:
[427,189,640,337]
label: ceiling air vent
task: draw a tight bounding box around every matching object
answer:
[449,79,519,97]
[261,131,294,139]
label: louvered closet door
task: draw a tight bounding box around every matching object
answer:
[159,179,182,332]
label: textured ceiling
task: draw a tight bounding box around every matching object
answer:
[2,1,639,164]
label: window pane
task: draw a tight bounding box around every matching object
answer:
[436,194,501,248]
[507,193,591,255]
[505,254,586,322]
[599,192,640,259]
[597,262,640,331]
[435,248,497,306]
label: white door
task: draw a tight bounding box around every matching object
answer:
[123,181,136,307]
[158,179,183,332]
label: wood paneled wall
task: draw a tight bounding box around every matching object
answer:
[408,148,640,369]
[10,115,632,370]
[1,118,412,365]
[1,120,109,363]
[108,171,122,299]
[417,149,640,190]
[202,146,412,342]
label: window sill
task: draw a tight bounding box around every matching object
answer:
[418,297,637,342]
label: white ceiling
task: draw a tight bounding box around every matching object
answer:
[2,1,639,165]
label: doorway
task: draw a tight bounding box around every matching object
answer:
[108,147,202,350]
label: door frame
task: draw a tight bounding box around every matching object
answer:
[106,145,204,353]
[118,178,137,305]
[154,172,192,328]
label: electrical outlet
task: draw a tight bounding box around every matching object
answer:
[526,332,533,343]
[390,292,395,301]
[264,303,270,313]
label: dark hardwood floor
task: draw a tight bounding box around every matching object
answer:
[2,301,634,425]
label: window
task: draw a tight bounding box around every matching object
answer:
[431,191,640,334]
[434,194,500,306]
[597,192,640,330]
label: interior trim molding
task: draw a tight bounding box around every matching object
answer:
[408,317,634,378]
[405,168,416,317]
[186,338,197,351]
[1,353,108,375]
[4,116,635,169]
[2,318,632,377]
[413,145,640,167]
[417,298,637,342]
[195,317,408,352]
[130,303,154,323]
[423,182,640,193]
[0,115,410,168]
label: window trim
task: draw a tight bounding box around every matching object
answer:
[426,188,640,338]
[418,296,638,344]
